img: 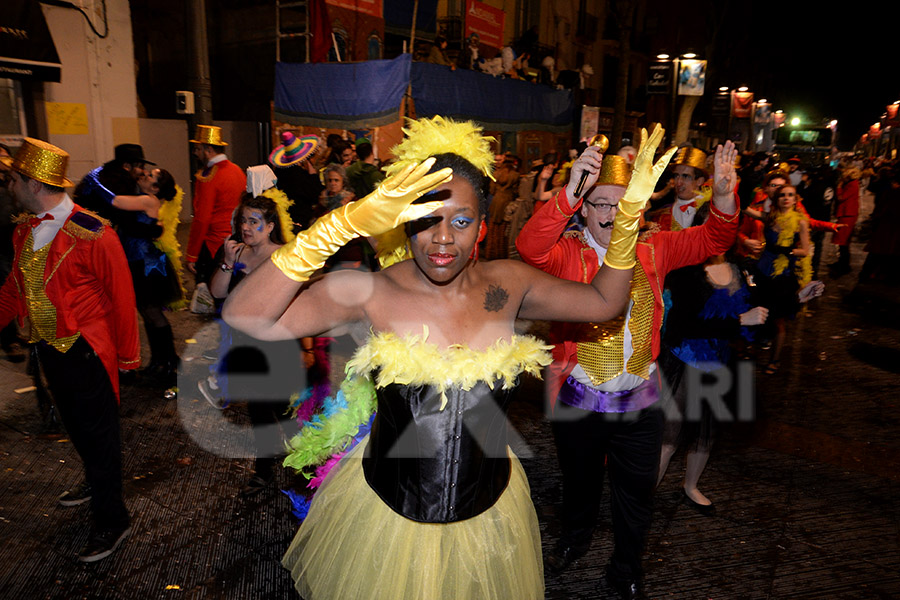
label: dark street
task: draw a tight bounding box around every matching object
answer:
[1,203,898,600]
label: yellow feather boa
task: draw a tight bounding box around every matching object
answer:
[347,326,553,410]
[260,187,296,243]
[154,185,188,309]
[771,209,812,285]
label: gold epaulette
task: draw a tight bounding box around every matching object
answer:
[63,209,108,241]
[562,229,587,242]
[12,212,32,225]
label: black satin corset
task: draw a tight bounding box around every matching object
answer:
[362,377,516,524]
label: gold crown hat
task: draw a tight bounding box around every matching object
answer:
[189,124,228,146]
[593,154,632,187]
[0,138,73,187]
[669,146,708,175]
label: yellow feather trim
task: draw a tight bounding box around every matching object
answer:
[154,184,188,309]
[260,187,296,243]
[385,116,496,182]
[194,165,218,183]
[346,326,553,410]
[697,186,712,207]
[772,210,804,277]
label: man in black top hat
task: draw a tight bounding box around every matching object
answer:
[74,143,156,225]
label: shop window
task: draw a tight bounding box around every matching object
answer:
[0,79,27,144]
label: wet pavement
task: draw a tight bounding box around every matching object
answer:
[1,194,898,599]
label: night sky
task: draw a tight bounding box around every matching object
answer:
[708,1,893,149]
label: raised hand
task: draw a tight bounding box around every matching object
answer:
[712,140,738,200]
[272,158,452,283]
[564,145,604,208]
[620,124,677,214]
[344,157,453,237]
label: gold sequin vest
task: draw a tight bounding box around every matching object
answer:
[569,262,654,385]
[21,232,80,352]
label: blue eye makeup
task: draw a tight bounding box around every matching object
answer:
[452,216,474,229]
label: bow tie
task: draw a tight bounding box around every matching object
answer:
[678,201,697,213]
[28,213,55,228]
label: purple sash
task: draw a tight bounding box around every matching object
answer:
[559,374,659,413]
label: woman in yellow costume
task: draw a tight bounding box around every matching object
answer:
[222,116,674,599]
[747,183,811,374]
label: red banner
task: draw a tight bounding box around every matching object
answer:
[325,0,382,18]
[869,124,882,139]
[465,0,505,49]
[731,91,754,119]
[887,103,899,120]
[773,112,786,128]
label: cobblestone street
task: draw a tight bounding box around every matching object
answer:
[1,205,898,599]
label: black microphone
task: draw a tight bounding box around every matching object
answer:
[573,134,610,198]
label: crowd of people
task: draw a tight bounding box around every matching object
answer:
[422,29,594,91]
[0,116,895,599]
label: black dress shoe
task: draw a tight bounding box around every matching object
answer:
[604,573,645,600]
[682,489,716,516]
[545,543,589,574]
[78,525,131,562]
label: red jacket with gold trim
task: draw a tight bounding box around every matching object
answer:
[516,188,739,405]
[186,159,246,263]
[0,206,140,400]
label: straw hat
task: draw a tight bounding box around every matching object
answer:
[669,146,708,175]
[0,137,73,187]
[189,125,228,146]
[268,131,320,168]
[593,154,632,187]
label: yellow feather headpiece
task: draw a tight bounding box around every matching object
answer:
[260,187,296,243]
[385,116,496,182]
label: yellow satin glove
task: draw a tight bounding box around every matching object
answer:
[604,125,677,270]
[272,158,452,282]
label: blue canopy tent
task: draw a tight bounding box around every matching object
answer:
[410,62,573,133]
[274,54,412,129]
[273,54,573,133]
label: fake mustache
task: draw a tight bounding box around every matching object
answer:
[598,220,614,228]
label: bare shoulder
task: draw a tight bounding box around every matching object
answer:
[479,258,549,287]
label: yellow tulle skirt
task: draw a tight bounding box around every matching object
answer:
[282,438,544,600]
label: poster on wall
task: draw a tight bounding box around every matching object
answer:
[677,59,706,96]
[731,91,754,119]
[580,106,600,142]
[45,102,89,135]
[465,0,505,50]
[753,102,772,124]
[647,63,671,94]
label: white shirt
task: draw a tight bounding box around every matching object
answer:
[207,153,228,168]
[569,229,656,392]
[672,195,701,229]
[31,195,75,251]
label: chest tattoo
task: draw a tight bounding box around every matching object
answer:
[483,284,509,312]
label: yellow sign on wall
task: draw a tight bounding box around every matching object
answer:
[45,102,90,135]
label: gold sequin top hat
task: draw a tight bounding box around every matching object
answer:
[189,125,228,146]
[593,154,632,187]
[670,146,708,176]
[0,137,73,187]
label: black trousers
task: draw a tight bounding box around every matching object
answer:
[194,243,218,286]
[551,401,664,581]
[37,338,130,531]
